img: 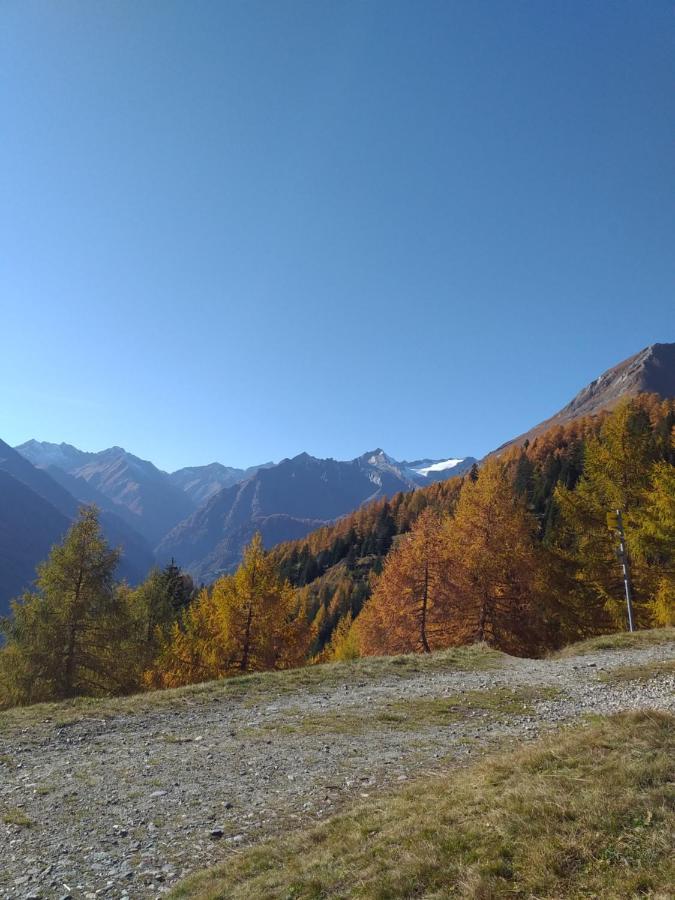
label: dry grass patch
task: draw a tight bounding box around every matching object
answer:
[599,658,675,684]
[172,711,674,900]
[0,644,503,735]
[2,807,33,828]
[262,685,560,738]
[554,627,675,658]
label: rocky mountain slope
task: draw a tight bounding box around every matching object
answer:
[157,450,474,580]
[494,342,675,452]
[16,441,195,546]
[0,440,154,614]
[168,461,273,506]
[0,470,71,616]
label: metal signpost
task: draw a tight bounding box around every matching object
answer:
[606,509,635,633]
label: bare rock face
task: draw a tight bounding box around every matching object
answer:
[495,342,675,453]
[558,343,675,420]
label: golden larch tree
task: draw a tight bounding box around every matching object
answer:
[359,508,458,656]
[446,458,547,655]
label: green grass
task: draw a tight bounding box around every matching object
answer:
[599,658,675,684]
[0,644,504,735]
[553,626,675,658]
[253,685,560,738]
[2,807,33,828]
[171,711,675,900]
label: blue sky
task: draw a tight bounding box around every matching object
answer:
[1,1,673,472]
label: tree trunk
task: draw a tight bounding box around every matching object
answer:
[64,563,85,697]
[419,559,431,653]
[240,601,254,672]
[477,590,489,644]
[240,560,258,672]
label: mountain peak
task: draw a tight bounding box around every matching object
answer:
[493,341,675,454]
[360,448,395,466]
[558,341,675,421]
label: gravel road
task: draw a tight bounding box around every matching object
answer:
[1,642,673,900]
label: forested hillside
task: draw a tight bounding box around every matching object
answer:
[1,394,673,708]
[268,404,658,656]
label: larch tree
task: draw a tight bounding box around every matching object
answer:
[0,507,128,706]
[632,460,675,626]
[555,400,659,631]
[358,508,457,656]
[146,534,310,688]
[446,458,547,655]
[220,533,309,673]
[324,611,360,662]
[145,586,227,689]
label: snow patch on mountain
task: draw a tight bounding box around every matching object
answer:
[412,458,465,478]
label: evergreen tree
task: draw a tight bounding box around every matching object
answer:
[0,507,129,706]
[162,559,194,615]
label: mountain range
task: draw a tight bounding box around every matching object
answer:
[0,439,155,615]
[1,341,673,612]
[1,439,473,613]
[156,451,477,581]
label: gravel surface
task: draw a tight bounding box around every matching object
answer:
[1,642,673,900]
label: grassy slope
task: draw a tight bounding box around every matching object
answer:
[1,628,672,733]
[0,644,503,734]
[173,711,675,900]
[553,627,675,658]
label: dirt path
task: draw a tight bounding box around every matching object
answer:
[1,642,673,900]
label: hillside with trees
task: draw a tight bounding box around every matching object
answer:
[1,395,673,708]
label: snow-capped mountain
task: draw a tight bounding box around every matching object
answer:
[157,448,473,581]
[13,439,474,583]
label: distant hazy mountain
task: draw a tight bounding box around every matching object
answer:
[16,439,90,472]
[157,449,472,581]
[0,470,71,616]
[13,438,474,585]
[493,342,675,453]
[16,441,195,546]
[168,461,273,506]
[0,439,154,614]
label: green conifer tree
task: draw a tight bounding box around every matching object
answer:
[0,507,128,706]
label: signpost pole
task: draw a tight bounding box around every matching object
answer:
[607,509,635,633]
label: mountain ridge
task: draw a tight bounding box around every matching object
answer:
[16,441,195,546]
[493,342,675,453]
[0,440,155,614]
[157,449,474,580]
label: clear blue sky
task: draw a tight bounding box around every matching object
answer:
[1,1,674,472]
